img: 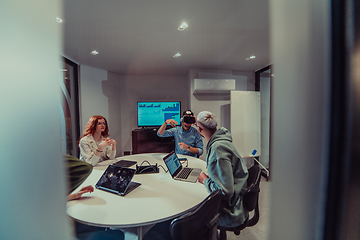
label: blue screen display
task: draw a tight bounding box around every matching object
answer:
[137,101,181,127]
[164,152,181,175]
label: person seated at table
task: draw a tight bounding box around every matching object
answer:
[65,154,125,240]
[157,110,203,158]
[65,154,93,194]
[196,111,249,228]
[78,115,117,166]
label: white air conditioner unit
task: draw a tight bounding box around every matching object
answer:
[193,79,236,94]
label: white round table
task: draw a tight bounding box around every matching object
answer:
[67,153,209,239]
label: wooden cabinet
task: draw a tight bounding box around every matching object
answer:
[132,129,175,154]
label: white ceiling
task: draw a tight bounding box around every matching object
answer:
[63,0,270,75]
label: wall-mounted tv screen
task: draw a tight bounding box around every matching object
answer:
[137,101,181,127]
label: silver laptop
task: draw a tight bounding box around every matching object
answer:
[163,150,202,183]
[95,165,141,196]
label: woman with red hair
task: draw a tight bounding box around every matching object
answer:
[78,115,116,166]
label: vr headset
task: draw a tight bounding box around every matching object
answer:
[183,115,196,124]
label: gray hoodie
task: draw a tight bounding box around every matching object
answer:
[203,127,249,227]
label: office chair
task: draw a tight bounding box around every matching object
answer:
[218,164,262,240]
[169,189,222,240]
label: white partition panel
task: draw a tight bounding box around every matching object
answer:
[231,91,261,157]
[1,1,72,239]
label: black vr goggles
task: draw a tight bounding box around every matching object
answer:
[183,115,196,124]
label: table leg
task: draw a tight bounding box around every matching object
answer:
[137,226,143,240]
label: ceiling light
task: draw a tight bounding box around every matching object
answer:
[173,53,181,58]
[55,17,63,23]
[90,50,99,55]
[245,55,256,60]
[178,22,188,31]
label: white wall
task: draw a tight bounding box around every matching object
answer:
[269,0,331,239]
[0,1,72,239]
[189,68,255,160]
[79,65,109,133]
[260,74,270,168]
[231,91,261,157]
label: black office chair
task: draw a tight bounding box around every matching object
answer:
[169,189,222,240]
[218,164,262,240]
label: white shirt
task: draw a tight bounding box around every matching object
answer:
[79,135,116,166]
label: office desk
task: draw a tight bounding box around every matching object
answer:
[67,153,208,240]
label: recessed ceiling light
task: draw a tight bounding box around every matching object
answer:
[90,50,99,55]
[178,22,188,31]
[245,55,256,60]
[55,17,63,23]
[173,53,181,58]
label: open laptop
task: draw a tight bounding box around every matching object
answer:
[163,150,202,183]
[95,165,141,196]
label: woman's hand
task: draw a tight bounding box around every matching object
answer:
[106,138,116,150]
[98,139,110,150]
[106,138,116,146]
[68,185,94,200]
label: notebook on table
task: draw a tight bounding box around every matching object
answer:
[95,165,141,196]
[162,150,202,183]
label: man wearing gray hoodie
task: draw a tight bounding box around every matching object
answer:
[197,111,249,228]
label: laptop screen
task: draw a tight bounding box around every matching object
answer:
[96,165,135,194]
[163,151,182,176]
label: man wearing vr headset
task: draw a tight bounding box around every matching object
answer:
[157,110,203,158]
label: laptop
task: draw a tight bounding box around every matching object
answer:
[162,150,202,183]
[95,165,141,196]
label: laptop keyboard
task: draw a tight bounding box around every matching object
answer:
[177,168,193,179]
